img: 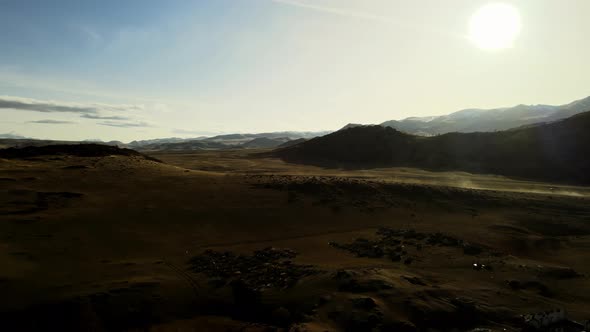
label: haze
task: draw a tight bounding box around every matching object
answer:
[1,0,589,141]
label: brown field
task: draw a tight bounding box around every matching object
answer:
[1,149,590,331]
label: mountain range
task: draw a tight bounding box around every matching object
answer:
[2,96,590,160]
[276,110,590,184]
[0,131,329,151]
[378,96,590,136]
[129,131,328,151]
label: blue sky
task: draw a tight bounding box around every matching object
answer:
[0,1,267,99]
[1,0,589,141]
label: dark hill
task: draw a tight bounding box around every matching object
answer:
[276,111,590,184]
[0,144,160,162]
[277,138,307,148]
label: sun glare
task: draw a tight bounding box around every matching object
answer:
[469,3,521,50]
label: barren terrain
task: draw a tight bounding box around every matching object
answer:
[1,148,589,331]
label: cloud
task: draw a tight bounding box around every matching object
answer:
[269,0,458,38]
[1,95,150,129]
[0,98,95,114]
[0,70,221,112]
[270,0,390,22]
[1,95,163,132]
[78,26,103,48]
[80,114,130,120]
[98,121,152,128]
[0,96,143,115]
[28,119,76,124]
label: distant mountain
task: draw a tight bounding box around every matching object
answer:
[0,130,331,152]
[380,96,590,135]
[276,111,590,184]
[240,137,291,149]
[133,140,229,151]
[126,131,330,150]
[127,137,192,148]
[135,136,299,151]
[339,123,364,131]
[0,132,27,139]
[202,131,330,144]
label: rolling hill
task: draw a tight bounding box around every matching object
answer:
[240,137,291,149]
[0,143,161,162]
[276,111,590,184]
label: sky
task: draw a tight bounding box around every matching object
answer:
[1,0,589,142]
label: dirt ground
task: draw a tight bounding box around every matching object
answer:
[1,149,589,331]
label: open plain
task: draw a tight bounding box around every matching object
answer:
[1,148,589,331]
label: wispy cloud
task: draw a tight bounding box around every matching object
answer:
[98,121,152,128]
[78,26,103,48]
[269,0,458,38]
[28,119,76,124]
[0,95,150,129]
[0,95,159,132]
[0,96,142,115]
[270,0,391,23]
[80,114,130,120]
[0,70,222,112]
[0,97,95,114]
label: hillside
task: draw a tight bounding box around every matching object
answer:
[0,138,123,149]
[0,143,159,161]
[276,111,590,184]
[132,140,229,151]
[277,138,307,148]
[240,137,291,149]
[381,95,590,135]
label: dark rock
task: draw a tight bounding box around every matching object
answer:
[188,248,317,290]
[403,276,426,286]
[339,279,393,293]
[463,243,483,255]
[388,253,402,262]
[208,277,226,288]
[333,270,357,281]
[378,320,417,332]
[318,295,332,306]
[351,297,377,310]
[507,280,522,290]
[231,280,261,306]
[62,165,91,169]
[328,310,383,331]
[271,307,292,326]
[506,280,553,297]
[539,267,581,279]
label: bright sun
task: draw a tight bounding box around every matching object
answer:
[469,3,521,50]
